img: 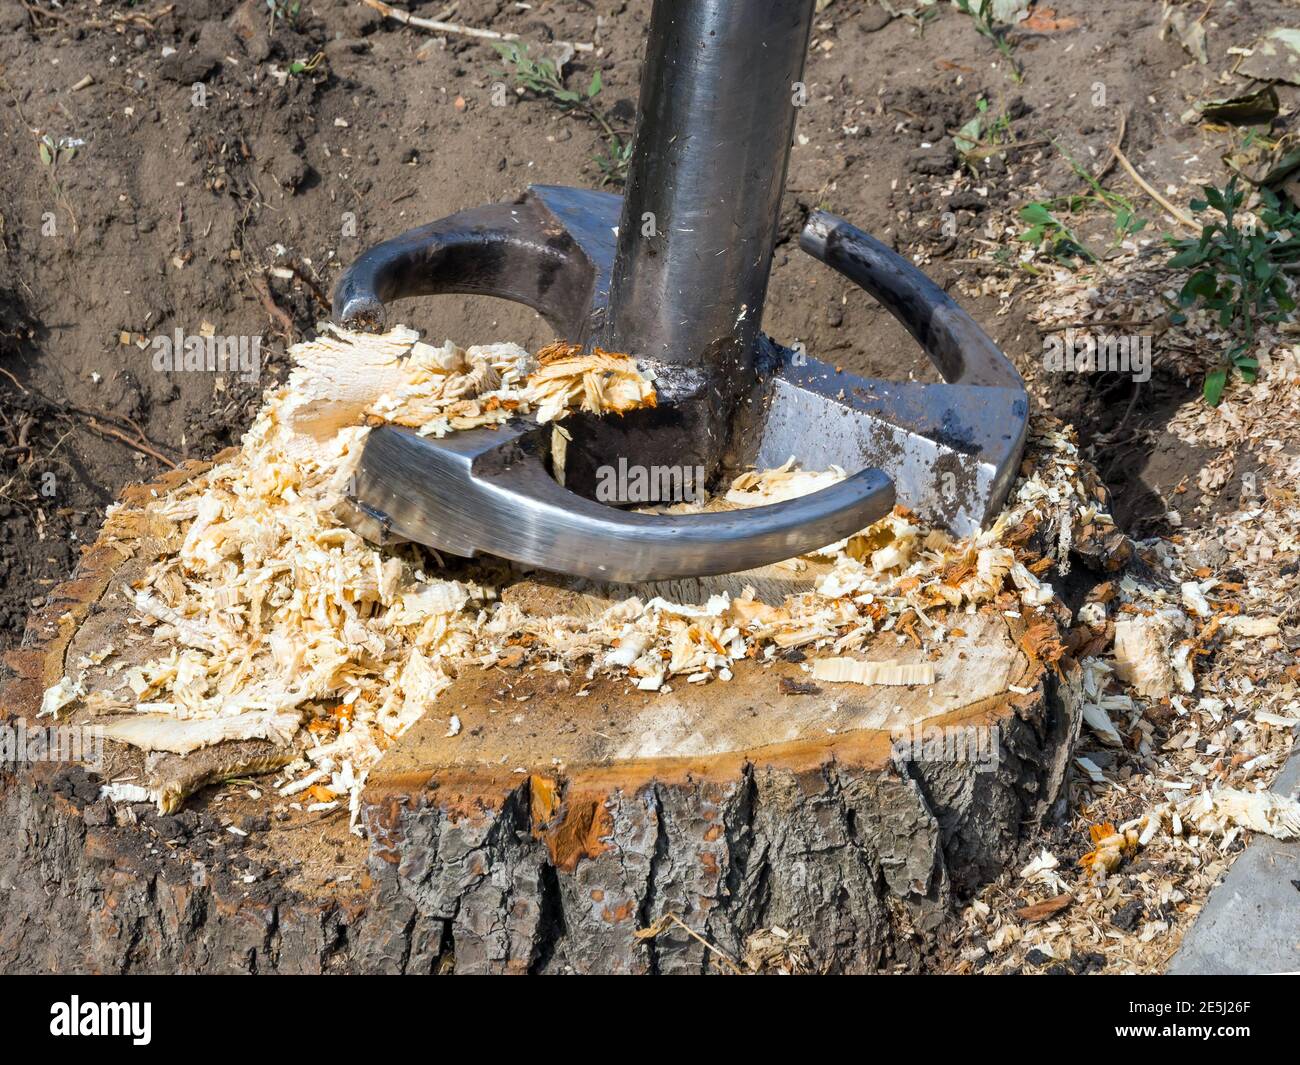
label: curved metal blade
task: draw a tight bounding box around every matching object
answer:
[330,189,1029,579]
[344,422,894,582]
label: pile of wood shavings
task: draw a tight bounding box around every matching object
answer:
[820,146,1300,974]
[951,360,1300,976]
[39,327,657,826]
[42,326,1124,836]
[486,423,1096,692]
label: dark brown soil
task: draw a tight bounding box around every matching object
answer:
[0,0,1290,652]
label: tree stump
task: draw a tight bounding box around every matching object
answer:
[1,463,1082,974]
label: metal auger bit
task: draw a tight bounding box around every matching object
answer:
[331,0,1028,583]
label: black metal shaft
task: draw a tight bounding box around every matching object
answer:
[599,0,816,382]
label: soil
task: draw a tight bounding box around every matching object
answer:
[2,0,1290,650]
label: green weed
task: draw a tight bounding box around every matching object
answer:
[493,42,631,186]
[1168,177,1299,404]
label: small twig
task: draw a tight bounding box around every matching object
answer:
[360,0,593,52]
[112,4,175,30]
[1111,143,1197,231]
[946,130,1049,154]
[83,418,178,469]
[949,257,1017,273]
[248,271,296,339]
[267,807,348,832]
[1111,380,1145,440]
[635,912,745,975]
[1093,110,1127,184]
[20,2,74,25]
[0,365,29,393]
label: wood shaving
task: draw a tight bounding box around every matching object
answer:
[97,710,301,755]
[810,657,936,686]
[61,328,1126,847]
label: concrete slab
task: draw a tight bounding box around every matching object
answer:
[1168,747,1300,975]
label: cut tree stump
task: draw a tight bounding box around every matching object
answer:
[0,463,1083,974]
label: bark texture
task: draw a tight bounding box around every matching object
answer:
[362,671,1077,974]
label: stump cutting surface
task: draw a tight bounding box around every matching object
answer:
[363,604,1078,973]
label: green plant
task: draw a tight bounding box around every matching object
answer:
[38,133,77,167]
[1167,178,1300,404]
[594,138,634,187]
[1017,200,1094,265]
[1013,143,1152,267]
[35,133,81,233]
[954,97,1014,171]
[954,0,1023,83]
[897,2,942,35]
[266,0,301,25]
[1054,143,1149,248]
[493,42,631,186]
[288,52,325,76]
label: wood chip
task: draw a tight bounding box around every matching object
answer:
[810,657,936,686]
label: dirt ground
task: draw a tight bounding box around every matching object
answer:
[0,0,1298,973]
[0,0,1279,650]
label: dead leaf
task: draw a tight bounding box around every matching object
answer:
[1237,27,1300,85]
[1021,7,1079,33]
[1017,892,1074,922]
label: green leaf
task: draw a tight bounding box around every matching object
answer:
[39,142,51,166]
[955,116,982,156]
[1019,202,1054,225]
[1203,367,1228,406]
[587,69,602,98]
[1179,270,1218,304]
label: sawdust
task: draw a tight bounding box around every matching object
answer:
[40,326,658,826]
[947,228,1300,975]
[43,325,1118,833]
